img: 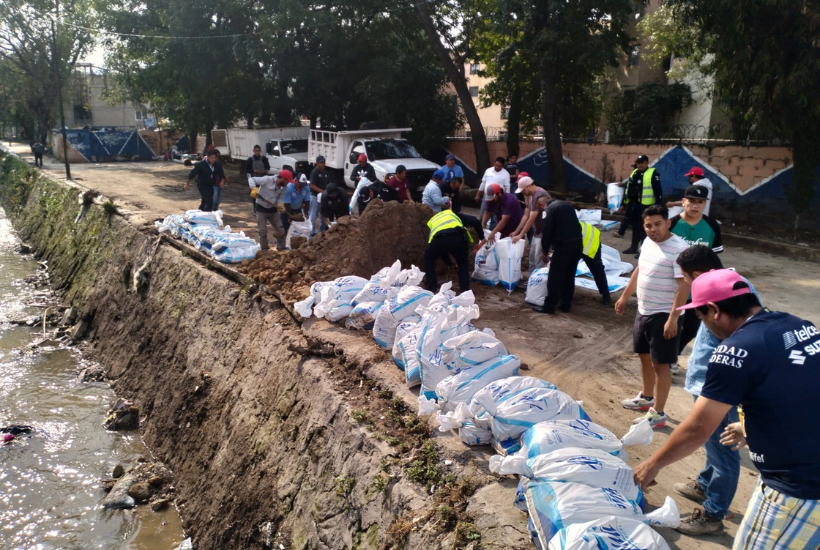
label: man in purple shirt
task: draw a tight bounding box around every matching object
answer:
[481,183,524,241]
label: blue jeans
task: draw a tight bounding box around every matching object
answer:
[694,395,741,519]
[212,186,223,210]
[308,194,327,236]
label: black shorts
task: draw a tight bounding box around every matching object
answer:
[633,312,683,365]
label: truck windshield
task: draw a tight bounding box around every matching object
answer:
[365,140,421,160]
[280,139,308,154]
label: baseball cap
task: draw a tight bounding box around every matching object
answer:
[684,185,709,200]
[432,169,446,180]
[678,269,752,311]
[485,183,502,201]
[326,182,339,197]
[516,171,530,182]
[445,153,455,161]
[635,155,649,163]
[684,167,705,177]
[278,169,294,182]
[316,155,326,163]
[357,153,367,162]
[298,173,308,184]
[515,176,534,193]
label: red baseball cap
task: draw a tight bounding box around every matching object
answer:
[485,183,502,201]
[278,169,294,182]
[516,171,530,182]
[678,269,751,311]
[684,167,705,177]
[358,154,367,162]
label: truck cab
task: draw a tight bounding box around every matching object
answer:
[343,138,437,194]
[265,137,310,176]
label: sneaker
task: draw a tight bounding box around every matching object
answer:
[674,481,706,504]
[632,407,667,429]
[675,507,724,536]
[621,393,655,411]
[670,363,680,375]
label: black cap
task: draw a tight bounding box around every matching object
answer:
[396,165,406,174]
[684,185,709,200]
[636,155,649,163]
[326,182,339,197]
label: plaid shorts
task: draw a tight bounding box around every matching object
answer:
[734,480,820,549]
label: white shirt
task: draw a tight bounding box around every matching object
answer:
[693,177,713,216]
[636,234,689,316]
[479,167,510,193]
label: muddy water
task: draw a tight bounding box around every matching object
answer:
[0,209,185,550]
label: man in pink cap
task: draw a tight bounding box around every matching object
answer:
[510,176,551,270]
[634,269,820,549]
[668,166,714,216]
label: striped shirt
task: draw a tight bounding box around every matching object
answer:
[636,234,688,315]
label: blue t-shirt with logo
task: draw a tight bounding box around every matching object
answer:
[441,164,464,184]
[700,309,820,499]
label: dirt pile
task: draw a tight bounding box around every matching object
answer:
[240,200,433,302]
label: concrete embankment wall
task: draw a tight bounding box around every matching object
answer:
[0,151,527,550]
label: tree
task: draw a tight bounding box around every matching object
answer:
[640,0,820,237]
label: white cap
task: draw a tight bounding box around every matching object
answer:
[515,176,534,193]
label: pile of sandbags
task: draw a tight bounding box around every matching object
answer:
[155,210,260,264]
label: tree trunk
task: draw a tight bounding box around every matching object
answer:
[415,1,490,180]
[538,55,566,192]
[506,85,522,157]
[787,129,819,241]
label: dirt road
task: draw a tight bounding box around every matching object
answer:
[16,147,820,549]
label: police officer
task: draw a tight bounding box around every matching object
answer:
[424,209,473,292]
[623,154,663,255]
[580,221,612,306]
[532,196,583,315]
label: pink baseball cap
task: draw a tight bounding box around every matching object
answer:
[678,269,751,311]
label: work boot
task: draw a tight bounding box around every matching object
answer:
[602,296,613,307]
[675,507,724,536]
[623,247,639,254]
[613,233,624,239]
[532,306,555,315]
[674,481,706,504]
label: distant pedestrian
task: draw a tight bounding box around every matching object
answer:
[250,171,288,251]
[308,155,330,236]
[212,150,226,210]
[668,167,714,216]
[505,154,519,187]
[510,176,551,271]
[31,141,44,168]
[616,205,690,429]
[387,165,414,203]
[349,153,376,186]
[481,183,523,241]
[184,150,227,212]
[245,145,270,179]
[441,154,464,186]
[622,155,663,255]
[320,182,349,223]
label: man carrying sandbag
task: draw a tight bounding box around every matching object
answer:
[249,171,288,251]
[532,195,583,315]
[424,210,473,293]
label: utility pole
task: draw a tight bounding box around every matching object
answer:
[51,0,71,179]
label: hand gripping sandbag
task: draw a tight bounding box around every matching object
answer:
[495,237,527,292]
[548,516,670,550]
[435,355,521,413]
[490,447,643,505]
[518,419,652,461]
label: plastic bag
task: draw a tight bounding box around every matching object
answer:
[548,517,670,550]
[518,419,628,460]
[525,267,550,307]
[285,219,313,249]
[495,237,527,292]
[472,240,500,286]
[345,301,383,330]
[435,355,521,413]
[607,183,624,213]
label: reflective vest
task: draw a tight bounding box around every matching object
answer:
[427,210,473,243]
[580,221,601,259]
[627,168,657,205]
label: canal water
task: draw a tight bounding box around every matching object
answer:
[0,207,185,550]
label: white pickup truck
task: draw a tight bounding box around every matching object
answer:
[211,127,311,175]
[308,128,439,194]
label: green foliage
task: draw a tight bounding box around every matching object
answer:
[603,82,692,141]
[370,475,387,493]
[405,439,441,489]
[350,409,368,424]
[333,473,354,498]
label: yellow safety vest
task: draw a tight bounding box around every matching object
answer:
[580,221,601,259]
[626,168,657,205]
[427,210,473,243]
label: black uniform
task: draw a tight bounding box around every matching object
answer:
[537,199,583,314]
[320,192,349,222]
[187,159,226,211]
[425,227,471,292]
[31,143,44,168]
[349,163,377,185]
[623,168,663,251]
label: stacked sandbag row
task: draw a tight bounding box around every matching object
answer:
[155,210,260,264]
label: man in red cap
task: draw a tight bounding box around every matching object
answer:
[668,167,713,216]
[633,269,820,549]
[481,183,524,242]
[349,153,376,186]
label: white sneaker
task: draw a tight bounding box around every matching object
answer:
[670,363,680,375]
[621,393,655,411]
[632,407,668,429]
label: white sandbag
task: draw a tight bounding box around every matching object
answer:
[525,267,550,307]
[597,220,620,231]
[441,330,507,371]
[468,376,558,427]
[576,209,602,222]
[548,517,670,550]
[435,355,521,413]
[386,265,425,298]
[351,262,399,305]
[459,420,493,446]
[399,329,422,386]
[345,301,383,330]
[294,296,314,319]
[285,219,313,249]
[372,286,434,349]
[325,303,353,322]
[372,304,400,349]
[396,317,421,340]
[607,183,624,213]
[479,387,590,443]
[495,237,527,292]
[490,447,643,504]
[184,209,223,226]
[518,419,629,460]
[323,276,369,304]
[212,245,260,264]
[472,240,499,286]
[525,481,645,550]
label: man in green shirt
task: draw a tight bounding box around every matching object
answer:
[669,184,723,373]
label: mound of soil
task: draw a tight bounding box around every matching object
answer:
[240,200,433,302]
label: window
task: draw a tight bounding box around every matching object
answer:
[135,110,143,120]
[469,63,481,75]
[469,86,479,98]
[501,106,510,120]
[365,139,422,160]
[628,45,641,67]
[73,105,91,122]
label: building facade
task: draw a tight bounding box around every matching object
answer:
[63,65,156,129]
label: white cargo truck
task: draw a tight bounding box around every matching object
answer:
[211,127,310,175]
[308,128,439,195]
